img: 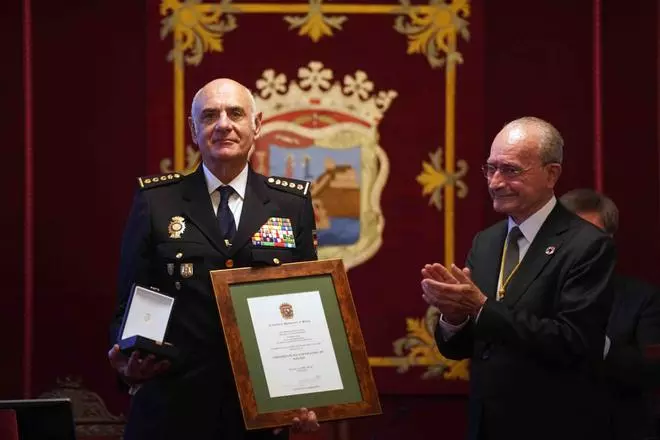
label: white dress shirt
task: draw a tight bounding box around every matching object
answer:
[202,163,248,228]
[497,196,557,288]
[437,196,557,338]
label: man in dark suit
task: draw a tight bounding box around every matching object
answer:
[421,117,616,440]
[561,188,660,440]
[107,78,319,439]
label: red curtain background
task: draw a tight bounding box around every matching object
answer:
[1,1,659,439]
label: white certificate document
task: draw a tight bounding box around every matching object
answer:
[247,291,344,398]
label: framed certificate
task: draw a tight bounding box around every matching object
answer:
[210,259,381,430]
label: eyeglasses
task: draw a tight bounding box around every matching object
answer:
[481,163,530,179]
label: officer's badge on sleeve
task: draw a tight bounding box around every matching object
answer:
[252,217,296,248]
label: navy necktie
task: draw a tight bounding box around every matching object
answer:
[217,186,236,244]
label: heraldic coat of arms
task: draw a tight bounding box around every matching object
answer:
[252,61,397,269]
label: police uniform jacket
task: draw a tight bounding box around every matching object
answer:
[111,165,317,440]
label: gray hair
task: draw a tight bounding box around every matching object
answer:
[505,116,564,165]
[560,188,619,235]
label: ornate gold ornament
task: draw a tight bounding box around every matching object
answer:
[160,0,237,67]
[417,147,468,211]
[159,0,472,68]
[284,0,348,42]
[395,0,470,68]
[391,307,469,379]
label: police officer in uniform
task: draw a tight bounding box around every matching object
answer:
[108,78,319,439]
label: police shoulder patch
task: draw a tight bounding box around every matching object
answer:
[266,176,311,197]
[137,172,184,190]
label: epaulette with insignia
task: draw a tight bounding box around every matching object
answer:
[266,176,311,197]
[137,172,183,190]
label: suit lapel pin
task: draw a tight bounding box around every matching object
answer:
[545,246,556,255]
[168,216,186,239]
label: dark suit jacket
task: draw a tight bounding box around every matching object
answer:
[111,166,317,440]
[604,274,660,440]
[436,202,616,440]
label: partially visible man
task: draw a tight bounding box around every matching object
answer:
[421,117,616,440]
[108,78,319,439]
[561,188,660,440]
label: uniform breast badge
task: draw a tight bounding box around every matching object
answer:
[252,217,296,248]
[168,216,186,239]
[180,263,194,278]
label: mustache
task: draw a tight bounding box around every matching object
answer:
[490,189,517,198]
